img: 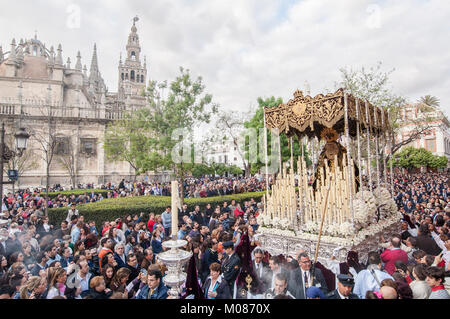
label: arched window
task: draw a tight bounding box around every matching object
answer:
[33,46,38,56]
[130,70,135,81]
[121,73,124,80]
[141,75,144,83]
[131,51,136,61]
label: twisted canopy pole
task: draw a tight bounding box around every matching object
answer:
[356,99,362,175]
[344,92,354,223]
[374,105,381,191]
[365,101,373,192]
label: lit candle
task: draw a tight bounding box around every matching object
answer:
[171,181,178,239]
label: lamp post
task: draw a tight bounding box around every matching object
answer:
[0,123,30,210]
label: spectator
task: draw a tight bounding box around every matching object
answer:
[353,251,393,299]
[136,270,168,299]
[86,276,112,299]
[409,263,431,299]
[380,236,409,275]
[426,266,450,299]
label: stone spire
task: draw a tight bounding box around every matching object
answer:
[8,38,16,62]
[41,44,47,57]
[55,44,63,65]
[119,52,122,66]
[66,57,71,69]
[75,51,82,71]
[90,44,99,74]
[49,46,55,65]
[126,17,141,62]
[89,43,101,88]
[24,42,30,55]
[83,64,87,76]
[16,40,24,64]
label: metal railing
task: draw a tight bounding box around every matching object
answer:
[0,102,123,120]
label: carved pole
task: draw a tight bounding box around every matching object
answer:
[290,136,294,168]
[381,107,386,184]
[277,131,282,176]
[263,110,269,197]
[356,99,362,176]
[171,181,179,239]
[344,92,354,224]
[388,110,394,195]
[374,105,381,191]
[365,101,373,192]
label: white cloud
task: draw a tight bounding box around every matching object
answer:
[0,0,449,117]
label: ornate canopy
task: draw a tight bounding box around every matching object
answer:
[264,88,390,139]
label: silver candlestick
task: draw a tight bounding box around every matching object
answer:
[157,239,192,299]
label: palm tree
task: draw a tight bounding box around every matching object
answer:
[419,95,440,109]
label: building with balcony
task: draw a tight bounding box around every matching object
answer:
[0,18,154,188]
[396,102,450,168]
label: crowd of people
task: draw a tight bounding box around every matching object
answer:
[0,172,449,299]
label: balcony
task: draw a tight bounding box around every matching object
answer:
[0,102,123,121]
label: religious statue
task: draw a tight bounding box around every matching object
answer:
[312,128,360,191]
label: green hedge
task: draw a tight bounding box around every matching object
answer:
[48,191,266,226]
[46,189,111,199]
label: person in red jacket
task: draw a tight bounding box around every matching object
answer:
[380,236,409,275]
[147,213,156,233]
[234,203,244,219]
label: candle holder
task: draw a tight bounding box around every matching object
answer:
[157,239,192,299]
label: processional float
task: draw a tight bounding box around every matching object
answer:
[258,88,401,264]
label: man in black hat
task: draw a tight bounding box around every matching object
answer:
[221,241,241,296]
[326,274,359,299]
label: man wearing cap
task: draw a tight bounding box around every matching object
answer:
[326,274,359,299]
[305,286,326,299]
[221,241,241,296]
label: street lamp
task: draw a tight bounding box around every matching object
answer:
[14,127,30,157]
[1,123,30,210]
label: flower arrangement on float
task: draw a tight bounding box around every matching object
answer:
[259,186,400,245]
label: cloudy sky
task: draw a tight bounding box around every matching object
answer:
[1,0,449,117]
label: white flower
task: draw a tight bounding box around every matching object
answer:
[339,222,355,238]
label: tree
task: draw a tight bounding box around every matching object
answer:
[30,86,58,216]
[143,67,219,204]
[190,164,214,178]
[103,109,153,180]
[419,95,440,109]
[3,134,39,191]
[393,147,448,171]
[429,155,448,170]
[244,97,311,175]
[210,110,252,176]
[56,139,78,189]
[337,62,440,172]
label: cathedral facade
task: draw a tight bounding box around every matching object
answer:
[0,19,154,188]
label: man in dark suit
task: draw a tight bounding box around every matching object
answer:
[326,274,359,299]
[416,224,442,256]
[288,252,328,299]
[221,241,241,295]
[30,252,48,276]
[267,255,289,291]
[252,248,272,291]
